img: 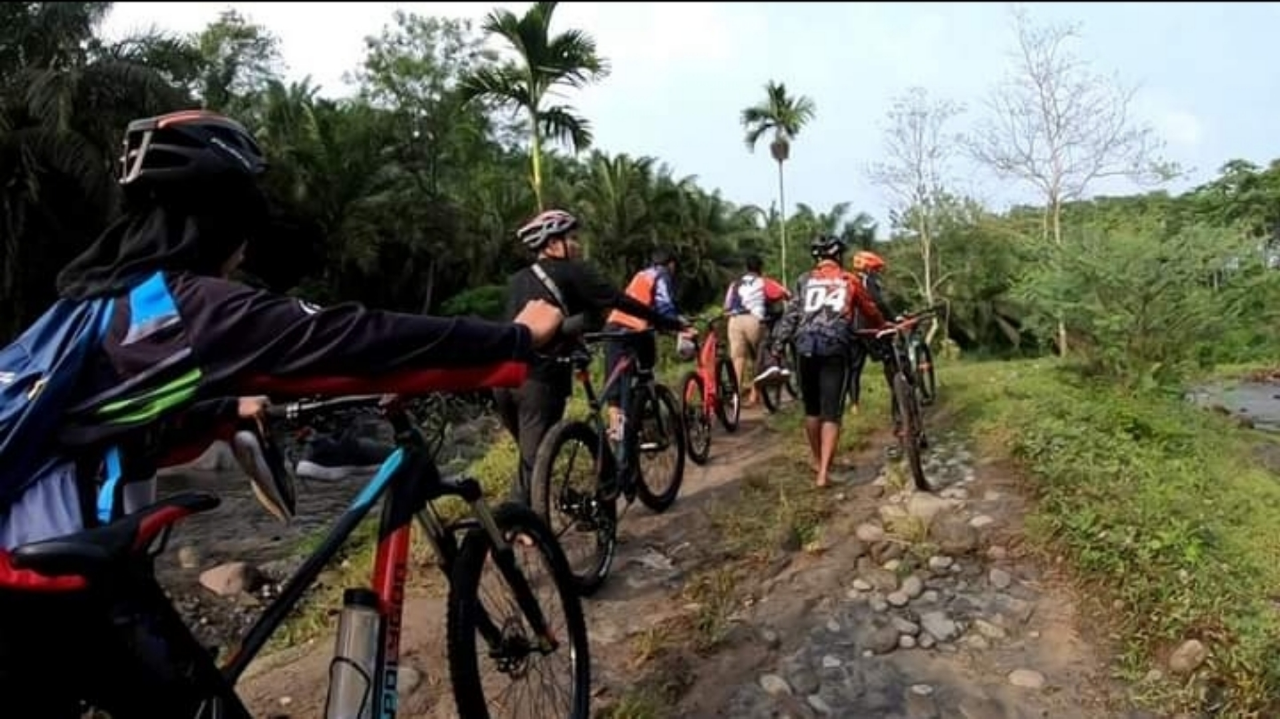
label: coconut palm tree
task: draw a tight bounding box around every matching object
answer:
[741,80,816,285]
[458,1,608,211]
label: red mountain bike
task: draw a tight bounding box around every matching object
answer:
[679,313,741,465]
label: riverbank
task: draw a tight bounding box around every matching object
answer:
[943,359,1280,716]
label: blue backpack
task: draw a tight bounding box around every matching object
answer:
[0,298,113,508]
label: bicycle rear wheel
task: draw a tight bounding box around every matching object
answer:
[781,342,799,399]
[530,419,618,596]
[635,383,686,513]
[681,371,712,466]
[756,346,785,414]
[892,373,930,492]
[447,502,591,719]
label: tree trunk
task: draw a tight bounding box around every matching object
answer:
[776,158,789,286]
[422,255,442,314]
[529,107,545,211]
[1051,197,1068,355]
[920,215,940,346]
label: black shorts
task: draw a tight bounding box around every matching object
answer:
[798,353,849,422]
[601,324,656,405]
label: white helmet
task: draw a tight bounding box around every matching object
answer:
[677,335,697,361]
[516,209,579,251]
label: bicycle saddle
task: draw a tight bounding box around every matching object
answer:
[10,492,219,579]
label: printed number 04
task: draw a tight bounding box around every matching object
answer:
[803,285,848,314]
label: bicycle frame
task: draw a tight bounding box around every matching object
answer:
[863,308,941,390]
[106,397,553,718]
[568,339,645,480]
[688,317,725,415]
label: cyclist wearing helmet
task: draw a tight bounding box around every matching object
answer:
[602,249,693,438]
[847,250,896,415]
[495,210,684,506]
[771,235,886,488]
[0,110,563,716]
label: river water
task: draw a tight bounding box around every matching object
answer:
[1187,381,1280,432]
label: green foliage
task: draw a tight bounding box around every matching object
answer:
[439,284,506,319]
[1013,223,1264,388]
[947,360,1280,717]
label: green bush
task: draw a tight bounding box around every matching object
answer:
[439,284,507,319]
[1014,223,1261,389]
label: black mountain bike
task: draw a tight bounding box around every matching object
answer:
[10,372,590,718]
[531,328,686,596]
[854,306,943,493]
[757,314,799,414]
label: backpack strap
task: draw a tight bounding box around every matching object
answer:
[530,262,567,311]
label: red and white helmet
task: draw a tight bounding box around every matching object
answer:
[516,209,580,251]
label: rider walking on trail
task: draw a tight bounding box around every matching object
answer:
[494,210,684,506]
[847,250,896,415]
[723,253,790,407]
[771,235,886,488]
[602,249,695,440]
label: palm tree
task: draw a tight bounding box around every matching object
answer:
[0,2,195,336]
[458,1,608,211]
[741,80,816,285]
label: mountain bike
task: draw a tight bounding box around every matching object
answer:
[530,328,686,596]
[854,306,942,493]
[9,363,590,718]
[757,313,799,414]
[679,313,740,465]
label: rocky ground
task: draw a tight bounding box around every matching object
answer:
[709,436,1146,719]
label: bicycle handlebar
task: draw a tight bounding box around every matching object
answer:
[265,394,388,421]
[856,304,945,340]
[580,327,658,345]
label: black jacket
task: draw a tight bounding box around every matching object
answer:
[504,257,682,396]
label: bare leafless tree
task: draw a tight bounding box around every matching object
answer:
[967,4,1178,353]
[868,86,964,344]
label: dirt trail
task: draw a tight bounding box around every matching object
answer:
[229,404,1146,718]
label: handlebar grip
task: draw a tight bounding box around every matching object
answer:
[560,313,587,338]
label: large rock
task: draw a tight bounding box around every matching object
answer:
[200,561,264,597]
[907,493,961,522]
[928,514,980,555]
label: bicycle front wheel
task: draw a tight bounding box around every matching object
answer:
[714,358,741,432]
[447,502,591,719]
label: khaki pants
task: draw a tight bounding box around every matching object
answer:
[727,313,764,363]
